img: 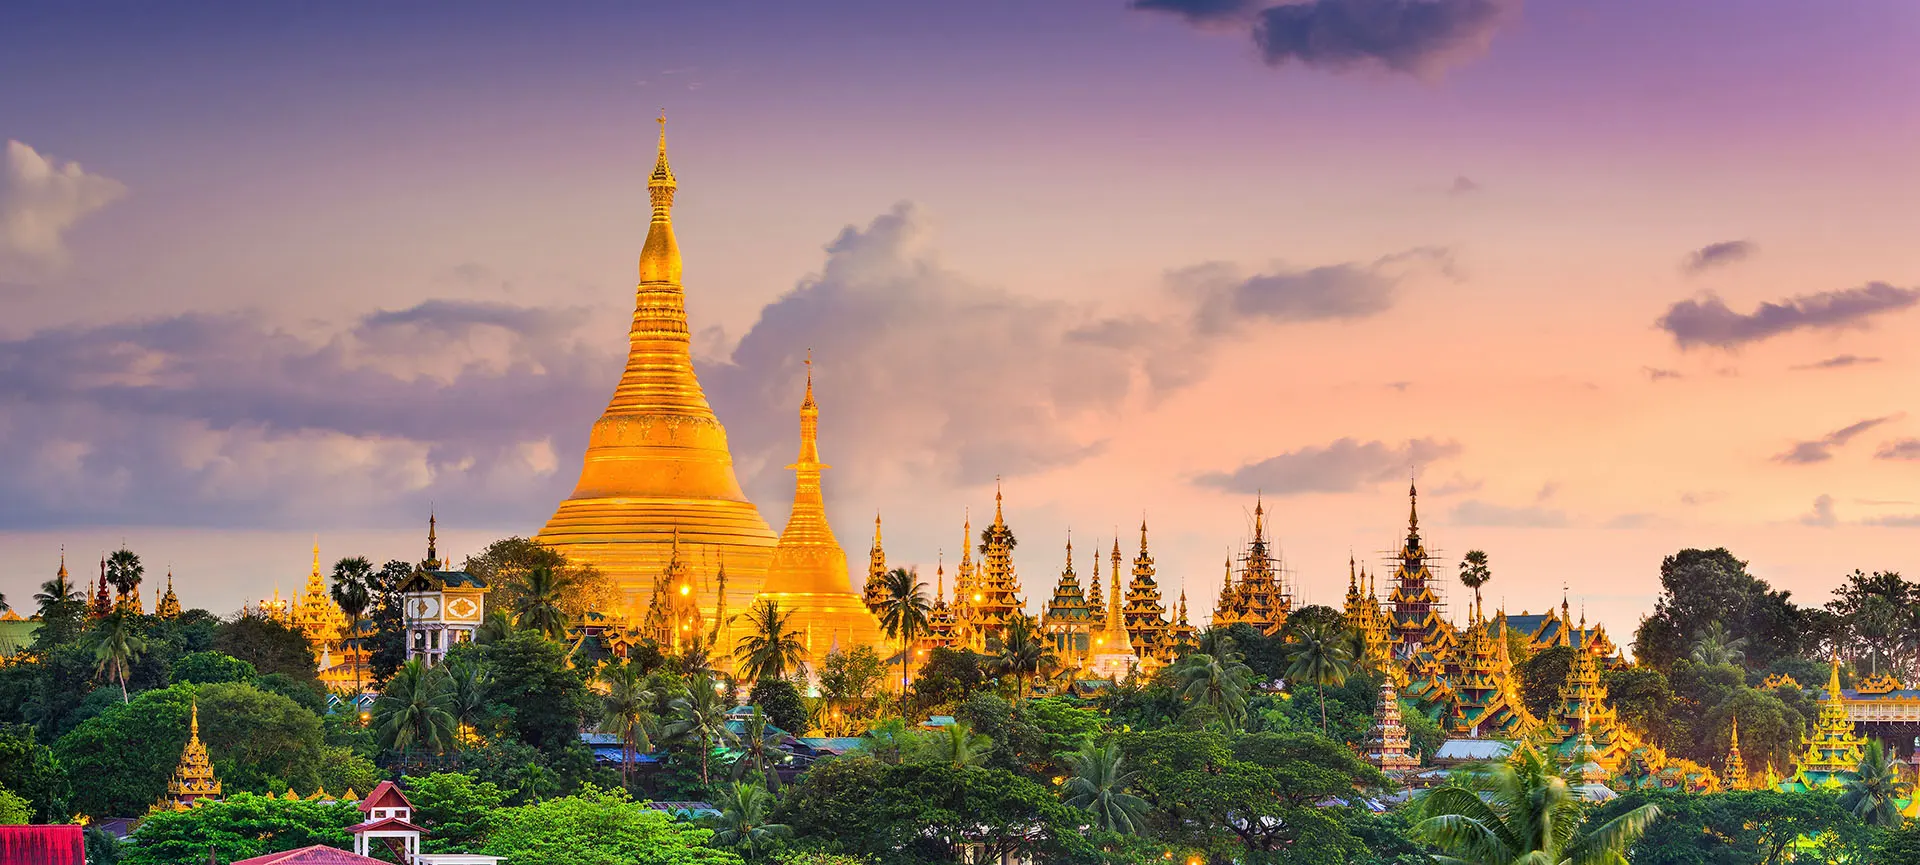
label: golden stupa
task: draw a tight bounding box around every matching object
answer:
[537,117,777,622]
[754,356,887,662]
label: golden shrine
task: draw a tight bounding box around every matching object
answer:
[751,359,886,661]
[537,117,778,637]
[156,702,221,811]
[1779,658,1871,792]
[1039,536,1096,663]
[1211,497,1292,635]
[252,542,363,690]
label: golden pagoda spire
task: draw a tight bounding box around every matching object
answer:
[160,701,221,810]
[1724,715,1748,790]
[1408,479,1420,537]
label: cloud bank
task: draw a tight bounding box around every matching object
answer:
[1774,415,1900,465]
[1193,437,1462,495]
[1132,0,1515,79]
[0,140,127,278]
[1682,240,1755,274]
[1656,283,1920,350]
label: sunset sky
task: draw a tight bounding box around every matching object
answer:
[3,0,1917,637]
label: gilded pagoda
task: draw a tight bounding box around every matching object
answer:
[1210,498,1292,635]
[537,117,778,637]
[1365,677,1421,776]
[1779,658,1870,792]
[156,702,221,811]
[1039,536,1096,665]
[1121,525,1172,666]
[1385,483,1454,657]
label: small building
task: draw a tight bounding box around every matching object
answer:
[349,780,501,865]
[0,825,84,865]
[399,516,490,667]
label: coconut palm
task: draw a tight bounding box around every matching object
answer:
[105,547,143,606]
[599,661,656,788]
[1414,746,1661,865]
[734,600,809,684]
[1841,740,1910,828]
[876,566,930,705]
[1458,550,1492,617]
[665,674,733,787]
[1172,650,1255,729]
[927,719,992,769]
[701,781,792,861]
[88,611,148,702]
[473,610,512,645]
[1283,619,1356,735]
[995,613,1056,703]
[1063,741,1150,835]
[730,705,789,792]
[373,659,456,754]
[1690,621,1748,667]
[443,654,492,739]
[329,556,374,693]
[32,569,87,647]
[674,633,719,679]
[510,565,572,640]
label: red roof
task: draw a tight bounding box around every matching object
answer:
[229,844,389,865]
[0,826,85,865]
[357,780,410,813]
[347,815,427,835]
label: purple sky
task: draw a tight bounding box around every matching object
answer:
[3,0,1918,633]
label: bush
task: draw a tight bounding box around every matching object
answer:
[749,678,807,736]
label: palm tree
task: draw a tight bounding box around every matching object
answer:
[995,613,1056,702]
[665,674,733,787]
[443,654,492,739]
[32,569,87,647]
[330,556,374,693]
[1841,740,1910,827]
[700,781,792,861]
[512,565,572,640]
[474,610,513,644]
[855,717,919,764]
[89,611,148,702]
[674,633,718,679]
[876,566,929,706]
[373,659,456,754]
[1172,651,1255,729]
[599,661,656,789]
[105,547,144,606]
[1063,741,1150,835]
[927,719,992,769]
[734,600,808,684]
[1690,621,1748,667]
[1414,746,1661,865]
[1283,619,1356,735]
[731,705,788,792]
[1458,549,1492,617]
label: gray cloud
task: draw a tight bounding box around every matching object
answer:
[1133,0,1514,78]
[1449,176,1481,196]
[1878,439,1920,461]
[1193,437,1462,495]
[1643,367,1683,382]
[1774,415,1899,464]
[0,140,127,278]
[1657,283,1920,350]
[1449,499,1568,528]
[1862,514,1920,528]
[1800,494,1837,528]
[1682,240,1755,275]
[1794,354,1881,371]
[0,300,610,528]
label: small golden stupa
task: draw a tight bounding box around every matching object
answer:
[753,356,886,662]
[159,702,221,810]
[537,117,777,623]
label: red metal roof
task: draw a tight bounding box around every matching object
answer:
[0,826,85,865]
[229,844,389,865]
[347,815,427,835]
[356,780,410,813]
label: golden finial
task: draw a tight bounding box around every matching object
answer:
[650,110,676,191]
[873,512,882,547]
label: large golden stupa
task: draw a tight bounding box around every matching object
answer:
[537,118,777,622]
[756,357,888,660]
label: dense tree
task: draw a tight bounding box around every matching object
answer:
[366,558,416,681]
[513,566,574,641]
[214,615,318,688]
[124,793,356,865]
[479,784,741,865]
[1633,548,1808,671]
[667,674,734,787]
[1876,820,1920,865]
[908,647,990,716]
[1596,789,1868,865]
[736,600,809,684]
[406,772,508,853]
[0,787,31,824]
[0,723,70,822]
[1172,651,1254,728]
[1062,740,1148,835]
[730,706,789,793]
[465,536,618,626]
[482,630,598,752]
[748,677,806,737]
[780,759,1092,865]
[953,694,1048,778]
[1842,740,1909,828]
[875,567,929,704]
[817,645,887,731]
[1602,666,1673,744]
[924,719,992,770]
[1414,746,1660,865]
[1517,645,1573,721]
[993,613,1056,702]
[374,659,456,754]
[1691,621,1750,667]
[600,661,656,788]
[1825,570,1918,679]
[169,651,257,685]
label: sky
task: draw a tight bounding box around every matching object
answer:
[2,0,1918,637]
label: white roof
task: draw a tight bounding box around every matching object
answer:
[1434,739,1514,761]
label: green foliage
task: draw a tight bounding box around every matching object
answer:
[954,694,1048,777]
[484,629,598,752]
[666,674,734,787]
[88,611,149,701]
[195,680,330,794]
[407,772,507,852]
[749,678,806,737]
[1415,747,1660,865]
[214,615,318,688]
[1595,789,1870,865]
[1027,697,1102,764]
[479,783,742,865]
[1876,820,1920,865]
[778,758,1091,865]
[907,647,990,716]
[123,793,357,865]
[169,651,257,685]
[701,781,792,860]
[85,826,124,865]
[316,746,381,796]
[1280,613,1356,735]
[1398,698,1444,763]
[0,786,31,824]
[1062,740,1149,834]
[876,567,930,701]
[1841,739,1910,828]
[1172,651,1254,729]
[736,601,810,685]
[1602,665,1673,744]
[1516,645,1573,721]
[0,722,70,821]
[818,646,888,728]
[375,658,456,754]
[1632,548,1809,671]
